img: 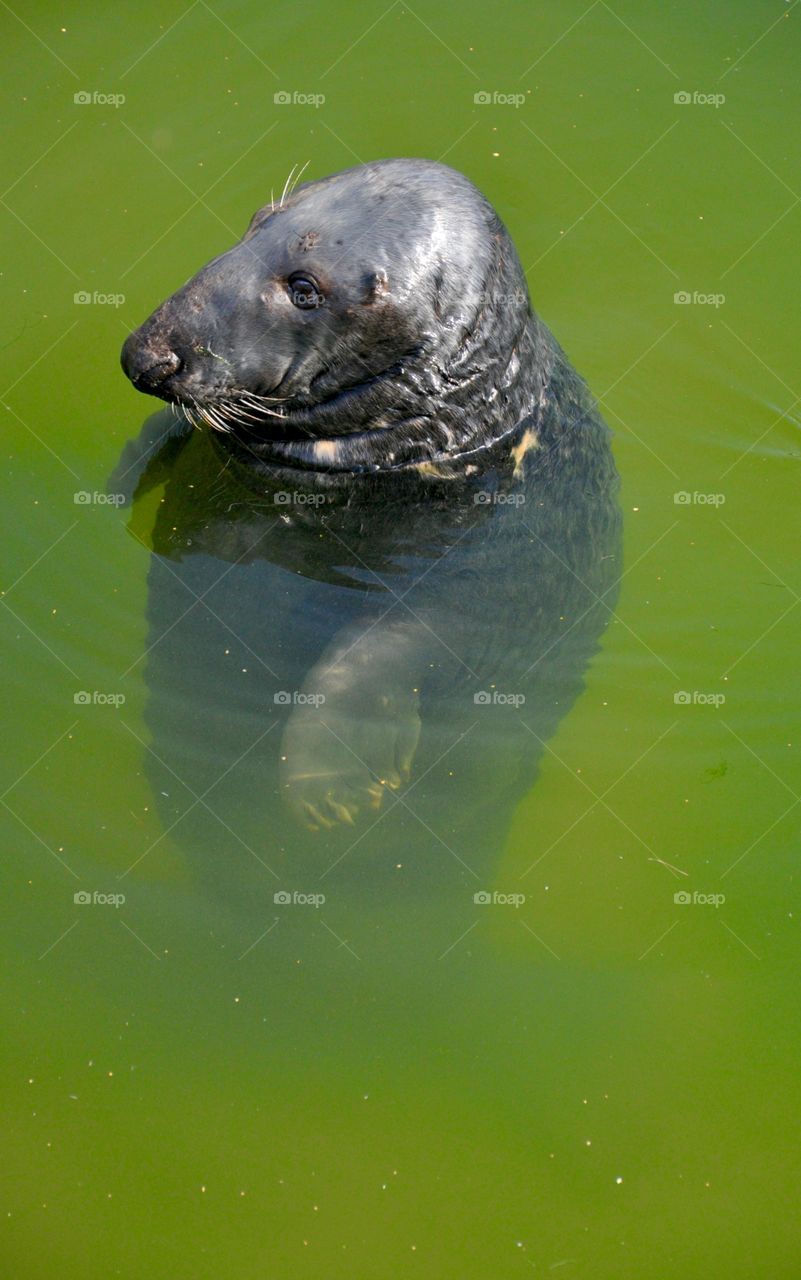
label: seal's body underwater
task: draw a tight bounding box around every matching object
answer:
[119,159,620,875]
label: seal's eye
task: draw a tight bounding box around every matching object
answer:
[287,274,324,310]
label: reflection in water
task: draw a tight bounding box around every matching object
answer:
[113,398,619,990]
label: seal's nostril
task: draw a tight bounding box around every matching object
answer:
[141,352,182,387]
[121,335,183,392]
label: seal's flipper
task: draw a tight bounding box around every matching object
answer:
[279,622,424,831]
[280,691,421,832]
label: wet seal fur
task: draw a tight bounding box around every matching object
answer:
[119,159,621,840]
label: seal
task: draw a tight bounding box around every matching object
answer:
[119,159,620,842]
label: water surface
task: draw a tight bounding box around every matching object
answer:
[2,2,799,1276]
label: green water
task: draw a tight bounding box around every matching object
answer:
[3,1,800,1276]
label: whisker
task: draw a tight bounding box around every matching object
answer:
[198,402,229,433]
[211,405,233,433]
[174,387,306,434]
[237,389,289,408]
[279,164,298,208]
[221,403,261,425]
[238,400,286,416]
[180,399,199,429]
[287,160,310,198]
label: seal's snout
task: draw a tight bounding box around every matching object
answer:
[121,331,183,393]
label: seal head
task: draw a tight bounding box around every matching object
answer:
[121,159,547,474]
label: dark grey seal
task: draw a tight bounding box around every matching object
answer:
[117,159,620,882]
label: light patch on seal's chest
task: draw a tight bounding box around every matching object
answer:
[511,427,540,476]
[313,439,341,463]
[414,460,459,479]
